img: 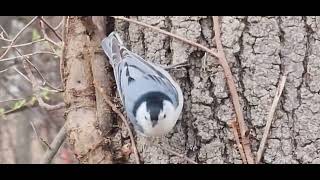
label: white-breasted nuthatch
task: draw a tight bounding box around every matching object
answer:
[101,32,184,137]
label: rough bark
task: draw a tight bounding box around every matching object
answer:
[64,16,320,164]
[110,16,320,164]
[63,16,114,163]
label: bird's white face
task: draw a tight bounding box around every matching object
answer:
[136,100,178,136]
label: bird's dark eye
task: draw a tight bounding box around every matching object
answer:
[163,114,166,118]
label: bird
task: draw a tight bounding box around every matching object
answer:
[101,31,184,137]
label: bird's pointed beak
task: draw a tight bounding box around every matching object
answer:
[151,120,158,127]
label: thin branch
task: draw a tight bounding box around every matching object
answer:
[0,26,10,41]
[1,38,45,49]
[0,95,57,117]
[25,59,46,85]
[97,87,140,164]
[13,67,31,82]
[40,124,67,164]
[13,66,60,93]
[0,51,58,62]
[29,119,51,150]
[0,37,11,42]
[25,59,63,92]
[0,97,25,103]
[59,16,68,90]
[38,16,62,41]
[111,16,219,58]
[0,26,11,42]
[2,99,35,116]
[256,75,287,163]
[3,107,25,116]
[22,59,65,111]
[45,37,61,48]
[39,18,61,48]
[38,101,65,111]
[111,16,255,163]
[53,18,64,30]
[1,24,63,93]
[0,94,59,116]
[114,16,255,164]
[0,68,8,74]
[153,143,198,164]
[228,119,247,164]
[212,16,255,164]
[0,16,38,60]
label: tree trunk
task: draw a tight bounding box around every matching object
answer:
[63,16,114,163]
[64,16,320,164]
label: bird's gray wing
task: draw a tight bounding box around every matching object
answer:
[101,31,179,107]
[119,52,179,107]
[101,31,182,133]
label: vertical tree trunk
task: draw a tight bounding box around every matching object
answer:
[63,16,114,163]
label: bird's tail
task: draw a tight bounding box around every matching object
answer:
[101,31,126,68]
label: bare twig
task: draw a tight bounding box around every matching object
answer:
[2,99,36,116]
[38,101,65,111]
[59,16,68,90]
[111,16,219,58]
[40,124,67,164]
[153,143,198,164]
[3,108,24,116]
[0,51,58,62]
[111,16,255,163]
[1,38,45,49]
[28,119,51,150]
[22,60,65,111]
[38,16,62,41]
[1,24,63,93]
[43,80,63,92]
[0,16,38,60]
[0,68,8,74]
[212,16,255,164]
[115,16,255,163]
[0,97,25,103]
[256,75,287,163]
[53,18,64,30]
[1,27,65,113]
[228,119,247,164]
[25,59,63,92]
[0,37,11,42]
[44,36,61,48]
[25,59,46,86]
[39,18,61,48]
[97,87,140,164]
[0,95,53,116]
[0,26,10,41]
[12,66,59,93]
[13,67,31,82]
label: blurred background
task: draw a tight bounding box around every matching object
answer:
[0,16,76,164]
